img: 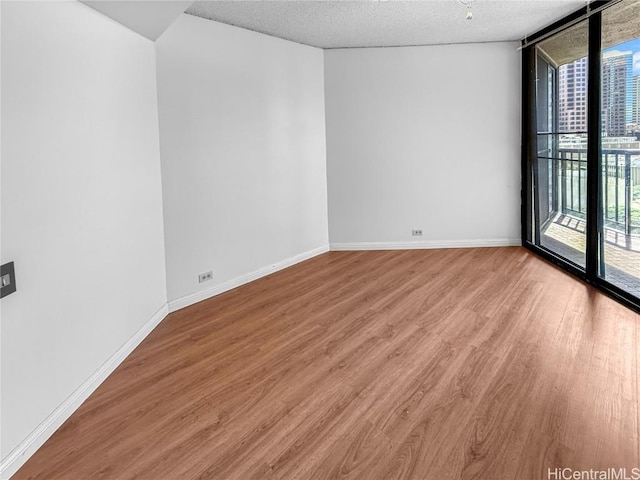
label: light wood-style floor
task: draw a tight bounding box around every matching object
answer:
[14,248,640,480]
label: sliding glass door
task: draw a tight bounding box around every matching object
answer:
[599,0,640,298]
[523,0,640,311]
[533,21,589,269]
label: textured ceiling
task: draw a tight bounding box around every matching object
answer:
[186,0,587,49]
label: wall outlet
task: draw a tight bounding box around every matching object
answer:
[198,271,213,283]
[412,229,423,236]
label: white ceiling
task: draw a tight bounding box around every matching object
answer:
[186,0,587,49]
[81,1,193,40]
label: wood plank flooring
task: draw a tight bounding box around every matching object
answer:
[14,247,640,480]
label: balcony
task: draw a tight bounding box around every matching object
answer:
[540,148,640,297]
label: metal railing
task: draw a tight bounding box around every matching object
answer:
[557,149,587,219]
[554,148,639,236]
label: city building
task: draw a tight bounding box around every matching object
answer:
[601,50,633,136]
[558,56,588,132]
[633,75,640,126]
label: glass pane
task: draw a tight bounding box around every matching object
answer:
[599,0,640,297]
[534,21,589,268]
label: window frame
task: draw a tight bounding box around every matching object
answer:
[521,0,640,313]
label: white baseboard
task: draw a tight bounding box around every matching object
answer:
[329,239,522,251]
[0,303,169,480]
[168,244,330,313]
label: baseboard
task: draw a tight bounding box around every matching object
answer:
[329,239,522,251]
[0,303,170,480]
[168,244,330,313]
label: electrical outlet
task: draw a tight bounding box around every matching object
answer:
[412,229,423,236]
[198,271,213,283]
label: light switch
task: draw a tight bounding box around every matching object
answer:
[1,262,16,298]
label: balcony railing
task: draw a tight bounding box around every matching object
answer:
[553,148,640,236]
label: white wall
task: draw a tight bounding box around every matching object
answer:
[324,43,521,248]
[1,0,167,470]
[156,14,329,308]
[0,5,520,475]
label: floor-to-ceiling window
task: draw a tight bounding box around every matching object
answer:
[534,21,590,269]
[599,0,640,298]
[523,0,640,311]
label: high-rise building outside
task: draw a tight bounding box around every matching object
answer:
[601,50,632,136]
[558,57,588,133]
[633,75,640,126]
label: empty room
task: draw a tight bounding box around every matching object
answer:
[2,0,640,479]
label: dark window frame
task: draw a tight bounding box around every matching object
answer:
[521,0,640,314]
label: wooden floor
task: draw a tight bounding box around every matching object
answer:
[15,248,640,480]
